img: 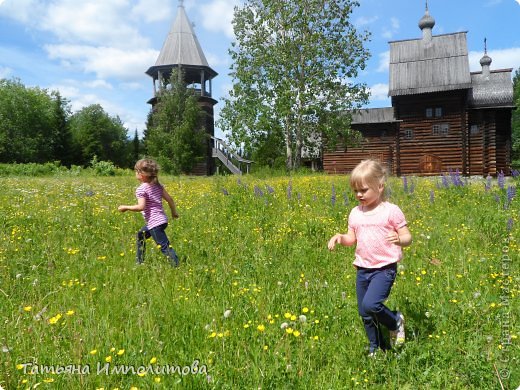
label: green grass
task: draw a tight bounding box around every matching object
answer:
[0,173,518,389]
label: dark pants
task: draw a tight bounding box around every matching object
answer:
[356,263,399,352]
[136,223,179,266]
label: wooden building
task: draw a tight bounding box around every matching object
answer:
[323,5,514,176]
[146,1,218,175]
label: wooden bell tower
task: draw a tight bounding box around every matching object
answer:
[145,0,218,175]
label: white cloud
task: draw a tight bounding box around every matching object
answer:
[44,44,158,81]
[468,47,520,72]
[376,51,390,73]
[516,0,520,5]
[198,0,238,39]
[0,66,12,78]
[369,83,389,101]
[42,1,149,48]
[355,15,379,27]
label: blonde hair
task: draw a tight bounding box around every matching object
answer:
[349,159,388,201]
[134,158,160,184]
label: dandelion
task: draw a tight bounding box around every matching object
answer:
[302,307,309,313]
[299,315,307,323]
[293,330,301,337]
[23,306,32,312]
[263,345,268,351]
[257,324,265,332]
[48,313,62,325]
[117,349,125,356]
[284,312,291,319]
[154,377,161,383]
[90,349,98,355]
[286,327,294,334]
[66,310,75,316]
[280,322,289,329]
[150,357,157,364]
[223,309,232,318]
[105,356,112,363]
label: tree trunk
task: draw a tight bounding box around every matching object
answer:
[285,117,293,170]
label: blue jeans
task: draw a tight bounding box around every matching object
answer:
[356,263,399,352]
[136,223,179,267]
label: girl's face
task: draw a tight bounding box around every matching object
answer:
[135,169,146,182]
[352,180,384,210]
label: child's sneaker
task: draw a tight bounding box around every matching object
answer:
[390,312,405,347]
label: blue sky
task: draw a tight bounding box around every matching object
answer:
[1,0,519,139]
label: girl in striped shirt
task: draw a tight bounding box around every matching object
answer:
[118,159,179,266]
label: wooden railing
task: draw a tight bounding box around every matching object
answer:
[211,136,253,175]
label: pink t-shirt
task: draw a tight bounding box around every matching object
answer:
[348,201,407,269]
[136,183,168,229]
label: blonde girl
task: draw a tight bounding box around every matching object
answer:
[328,159,412,355]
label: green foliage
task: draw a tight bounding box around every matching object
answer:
[0,79,72,164]
[145,70,206,175]
[69,104,130,167]
[219,0,371,170]
[0,161,68,176]
[89,155,116,176]
[1,174,518,389]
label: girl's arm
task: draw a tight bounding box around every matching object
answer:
[118,197,146,213]
[162,188,179,219]
[328,228,356,250]
[386,226,412,247]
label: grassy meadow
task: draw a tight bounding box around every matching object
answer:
[0,172,518,389]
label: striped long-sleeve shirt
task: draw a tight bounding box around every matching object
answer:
[136,183,168,229]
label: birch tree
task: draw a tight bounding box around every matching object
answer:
[219,0,370,169]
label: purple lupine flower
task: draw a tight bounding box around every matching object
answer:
[343,192,349,206]
[506,185,516,205]
[498,171,505,189]
[222,188,229,196]
[430,190,435,203]
[512,169,520,178]
[485,175,492,191]
[331,184,336,206]
[297,192,301,201]
[442,174,450,188]
[507,218,514,232]
[313,194,317,202]
[402,176,408,193]
[266,185,275,194]
[287,180,292,199]
[494,194,501,204]
[254,185,264,197]
[410,180,415,194]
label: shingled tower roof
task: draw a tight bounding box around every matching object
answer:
[145,1,217,81]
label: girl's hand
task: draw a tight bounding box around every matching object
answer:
[386,231,400,245]
[172,211,179,219]
[328,234,341,250]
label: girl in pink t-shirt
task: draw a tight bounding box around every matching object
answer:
[328,159,412,355]
[118,159,179,267]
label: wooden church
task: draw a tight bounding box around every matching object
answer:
[146,1,251,175]
[323,5,514,176]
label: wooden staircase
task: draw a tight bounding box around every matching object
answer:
[211,136,253,175]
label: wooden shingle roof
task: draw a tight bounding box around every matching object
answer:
[468,69,514,108]
[146,4,217,79]
[351,107,399,124]
[388,32,472,97]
